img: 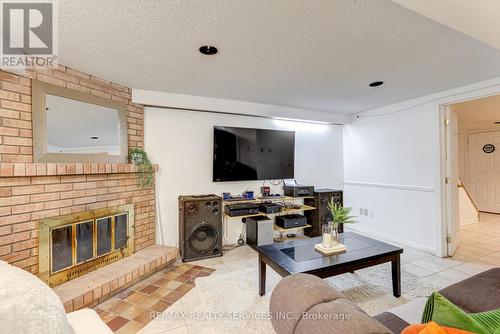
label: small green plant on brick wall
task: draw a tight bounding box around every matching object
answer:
[128,148,154,188]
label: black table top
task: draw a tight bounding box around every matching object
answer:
[257,232,403,275]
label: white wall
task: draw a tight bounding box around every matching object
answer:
[138,78,500,254]
[343,77,500,256]
[343,104,440,253]
[144,107,344,247]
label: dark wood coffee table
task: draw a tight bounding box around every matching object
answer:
[256,232,403,297]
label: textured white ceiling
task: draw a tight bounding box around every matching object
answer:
[394,0,500,51]
[57,0,500,114]
[454,94,500,131]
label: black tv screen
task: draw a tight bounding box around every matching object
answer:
[213,126,295,182]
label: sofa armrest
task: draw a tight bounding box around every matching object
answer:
[439,268,500,313]
[66,308,113,334]
[270,273,346,334]
[374,312,410,334]
[270,273,392,334]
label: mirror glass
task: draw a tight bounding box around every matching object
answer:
[46,94,121,155]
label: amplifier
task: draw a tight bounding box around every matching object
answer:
[258,202,283,214]
[246,216,274,248]
[283,185,315,197]
[275,214,307,229]
[224,203,260,217]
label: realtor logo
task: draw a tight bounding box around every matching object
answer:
[1,1,58,69]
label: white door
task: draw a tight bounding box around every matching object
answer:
[445,108,460,256]
[468,131,500,213]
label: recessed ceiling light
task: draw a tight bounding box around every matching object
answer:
[369,81,384,87]
[90,136,99,139]
[199,45,218,55]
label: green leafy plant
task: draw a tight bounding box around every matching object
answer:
[128,148,154,188]
[327,199,357,228]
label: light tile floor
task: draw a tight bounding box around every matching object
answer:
[400,213,500,288]
[137,214,500,333]
[455,213,500,266]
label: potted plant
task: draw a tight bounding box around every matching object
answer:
[128,148,154,188]
[327,199,357,244]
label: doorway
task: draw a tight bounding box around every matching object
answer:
[443,94,500,261]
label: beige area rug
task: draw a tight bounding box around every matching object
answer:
[140,263,439,334]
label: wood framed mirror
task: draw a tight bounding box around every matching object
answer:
[32,80,128,163]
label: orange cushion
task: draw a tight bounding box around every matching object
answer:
[402,322,475,334]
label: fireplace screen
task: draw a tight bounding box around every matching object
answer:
[96,217,112,257]
[52,225,72,272]
[39,205,134,287]
[115,214,128,249]
[76,221,93,264]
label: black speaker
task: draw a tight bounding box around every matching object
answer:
[304,189,343,237]
[179,194,223,262]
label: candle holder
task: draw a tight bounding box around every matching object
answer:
[316,221,347,256]
[322,223,333,249]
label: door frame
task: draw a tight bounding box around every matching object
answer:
[439,91,500,257]
[440,105,460,255]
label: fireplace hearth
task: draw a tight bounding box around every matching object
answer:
[38,205,134,287]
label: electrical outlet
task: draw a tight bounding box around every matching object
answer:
[363,208,369,216]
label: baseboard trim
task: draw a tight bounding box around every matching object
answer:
[344,181,436,193]
[345,225,436,255]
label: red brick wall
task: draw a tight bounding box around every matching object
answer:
[0,172,156,273]
[0,67,156,274]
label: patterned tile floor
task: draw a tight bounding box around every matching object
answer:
[94,263,215,333]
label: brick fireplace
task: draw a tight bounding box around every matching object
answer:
[0,66,157,276]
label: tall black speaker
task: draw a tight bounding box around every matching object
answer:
[179,194,223,262]
[304,189,343,237]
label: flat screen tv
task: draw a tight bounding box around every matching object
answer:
[213,126,295,182]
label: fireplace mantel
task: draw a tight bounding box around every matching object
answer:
[0,162,159,177]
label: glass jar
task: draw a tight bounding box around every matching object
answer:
[322,223,333,248]
[330,221,340,245]
[332,222,340,246]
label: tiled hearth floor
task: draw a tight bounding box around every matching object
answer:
[94,263,215,333]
